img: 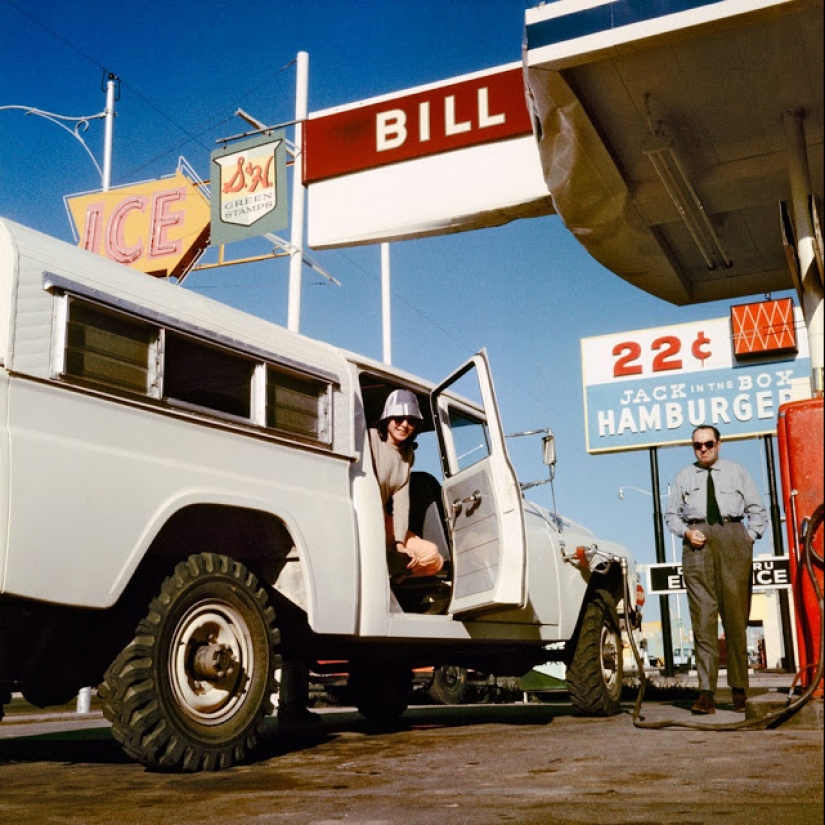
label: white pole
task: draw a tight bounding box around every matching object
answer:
[381,243,392,365]
[287,52,309,333]
[101,74,116,192]
[77,75,117,717]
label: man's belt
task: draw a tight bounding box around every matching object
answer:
[687,516,743,525]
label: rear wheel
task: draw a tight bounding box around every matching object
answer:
[350,660,411,726]
[428,665,469,705]
[566,589,623,716]
[99,553,279,771]
[0,687,11,722]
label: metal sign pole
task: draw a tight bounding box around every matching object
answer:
[287,52,309,333]
[381,243,392,365]
[650,446,675,677]
[78,73,118,717]
[101,73,117,192]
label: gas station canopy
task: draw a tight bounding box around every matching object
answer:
[524,0,823,306]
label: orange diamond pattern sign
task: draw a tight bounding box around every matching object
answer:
[731,298,797,357]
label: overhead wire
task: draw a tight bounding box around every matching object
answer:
[2,0,296,184]
[4,0,555,418]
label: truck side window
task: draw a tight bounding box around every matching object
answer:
[267,368,331,443]
[64,299,157,394]
[56,293,333,446]
[164,331,253,419]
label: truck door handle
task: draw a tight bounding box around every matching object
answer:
[452,491,481,512]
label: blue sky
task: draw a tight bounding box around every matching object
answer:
[0,0,796,623]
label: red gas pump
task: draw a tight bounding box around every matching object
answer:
[777,397,824,695]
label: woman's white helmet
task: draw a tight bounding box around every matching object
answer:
[380,389,423,422]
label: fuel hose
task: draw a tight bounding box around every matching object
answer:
[622,503,824,731]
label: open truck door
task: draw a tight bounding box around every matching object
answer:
[432,351,527,617]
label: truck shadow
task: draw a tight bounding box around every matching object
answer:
[0,724,131,765]
[0,703,562,768]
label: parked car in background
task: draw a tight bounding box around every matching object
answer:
[673,647,694,670]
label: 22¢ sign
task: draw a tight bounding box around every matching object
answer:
[581,315,810,453]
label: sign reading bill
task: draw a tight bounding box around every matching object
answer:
[304,63,554,249]
[210,132,287,246]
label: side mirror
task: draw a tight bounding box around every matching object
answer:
[542,433,556,467]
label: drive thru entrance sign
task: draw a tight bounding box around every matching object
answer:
[646,557,791,595]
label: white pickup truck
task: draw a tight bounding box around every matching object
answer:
[0,217,642,771]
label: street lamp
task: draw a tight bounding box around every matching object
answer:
[1,71,119,191]
[618,485,659,502]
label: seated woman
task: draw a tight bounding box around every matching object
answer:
[369,389,444,582]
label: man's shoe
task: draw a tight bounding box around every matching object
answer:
[732,688,747,713]
[277,706,322,726]
[691,692,715,715]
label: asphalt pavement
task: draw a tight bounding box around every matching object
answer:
[0,672,822,825]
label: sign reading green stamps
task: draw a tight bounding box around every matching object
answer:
[210,132,287,245]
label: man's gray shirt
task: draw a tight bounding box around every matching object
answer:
[665,457,769,542]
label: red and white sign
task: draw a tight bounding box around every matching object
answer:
[580,310,811,453]
[305,63,554,249]
[305,65,532,183]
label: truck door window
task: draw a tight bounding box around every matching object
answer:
[449,410,490,472]
[437,365,491,476]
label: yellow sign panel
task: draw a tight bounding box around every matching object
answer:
[66,170,211,279]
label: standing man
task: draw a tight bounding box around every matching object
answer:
[665,425,768,714]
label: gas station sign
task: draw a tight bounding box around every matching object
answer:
[304,62,554,249]
[304,65,532,183]
[66,169,210,279]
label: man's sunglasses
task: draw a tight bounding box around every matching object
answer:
[693,440,717,451]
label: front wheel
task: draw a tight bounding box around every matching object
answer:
[99,553,279,771]
[566,589,623,716]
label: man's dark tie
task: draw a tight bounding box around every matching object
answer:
[706,469,722,525]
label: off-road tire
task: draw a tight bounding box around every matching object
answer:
[99,553,279,771]
[566,589,623,716]
[350,661,411,726]
[428,665,469,705]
